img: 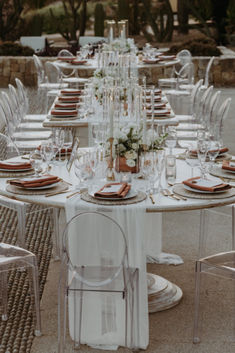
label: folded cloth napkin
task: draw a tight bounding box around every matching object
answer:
[60,89,82,95]
[58,56,75,62]
[143,58,160,64]
[71,60,87,65]
[58,96,80,103]
[10,175,60,188]
[145,89,162,96]
[159,55,176,60]
[0,161,32,170]
[183,177,231,192]
[146,95,161,102]
[147,109,170,117]
[146,103,166,109]
[94,182,131,199]
[222,160,235,172]
[50,109,77,116]
[190,147,229,156]
[54,103,78,110]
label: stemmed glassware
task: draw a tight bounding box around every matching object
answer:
[207,138,221,168]
[165,127,177,154]
[40,140,56,173]
[185,147,200,178]
[29,151,42,177]
[74,152,93,190]
[54,129,65,163]
[63,129,73,160]
[197,140,209,179]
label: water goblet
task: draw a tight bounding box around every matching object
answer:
[207,139,221,168]
[29,151,41,176]
[185,148,200,178]
[40,141,55,173]
[197,140,208,179]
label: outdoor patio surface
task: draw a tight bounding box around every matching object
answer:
[28,88,235,353]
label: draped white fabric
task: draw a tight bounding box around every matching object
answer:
[64,196,164,349]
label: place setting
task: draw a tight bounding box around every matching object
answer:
[0,160,37,178]
[81,182,146,206]
[6,174,69,196]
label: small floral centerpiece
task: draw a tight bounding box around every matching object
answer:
[144,129,168,151]
[103,38,136,53]
[113,124,142,173]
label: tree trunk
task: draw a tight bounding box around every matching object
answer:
[177,0,189,34]
[80,0,87,36]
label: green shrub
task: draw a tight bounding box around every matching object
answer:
[0,42,34,56]
[170,38,221,56]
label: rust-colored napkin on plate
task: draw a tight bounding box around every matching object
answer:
[71,60,87,65]
[58,96,80,103]
[0,161,32,170]
[222,160,235,172]
[54,103,78,110]
[143,58,160,64]
[183,177,231,192]
[51,109,77,116]
[190,147,229,156]
[60,89,82,95]
[159,55,176,61]
[10,175,60,188]
[94,182,131,199]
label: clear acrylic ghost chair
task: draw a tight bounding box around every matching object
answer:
[0,132,60,258]
[201,56,215,90]
[15,78,45,123]
[204,90,221,131]
[9,84,50,133]
[33,54,68,112]
[165,63,194,114]
[57,50,89,88]
[158,49,192,89]
[213,97,232,143]
[177,85,214,145]
[58,211,139,352]
[0,243,41,336]
[193,250,235,344]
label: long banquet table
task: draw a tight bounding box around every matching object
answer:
[0,150,235,349]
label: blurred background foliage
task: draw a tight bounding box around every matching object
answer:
[0,0,234,56]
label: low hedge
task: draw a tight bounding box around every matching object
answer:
[0,42,34,56]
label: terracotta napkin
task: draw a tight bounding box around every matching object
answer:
[54,103,78,110]
[183,177,231,192]
[147,109,171,117]
[10,175,60,188]
[58,96,80,103]
[0,161,32,170]
[58,56,75,62]
[222,160,235,172]
[71,60,87,65]
[190,147,228,156]
[50,110,77,116]
[159,55,176,60]
[94,182,131,199]
[146,103,166,109]
[60,89,82,95]
[143,58,160,64]
[146,95,161,102]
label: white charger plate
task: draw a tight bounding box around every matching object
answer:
[183,183,228,194]
[90,188,138,201]
[0,167,33,172]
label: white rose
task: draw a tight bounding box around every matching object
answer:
[125,150,137,160]
[132,143,138,150]
[126,159,136,167]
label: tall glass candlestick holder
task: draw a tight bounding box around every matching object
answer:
[106,137,115,181]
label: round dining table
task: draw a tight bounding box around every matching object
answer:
[1,149,235,349]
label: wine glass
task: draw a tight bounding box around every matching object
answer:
[165,127,177,154]
[29,151,41,177]
[40,141,55,173]
[197,140,208,179]
[207,139,221,164]
[185,148,200,178]
[54,129,65,163]
[74,153,93,190]
[64,130,73,160]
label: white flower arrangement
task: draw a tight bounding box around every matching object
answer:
[103,38,136,53]
[143,129,168,151]
[113,124,142,167]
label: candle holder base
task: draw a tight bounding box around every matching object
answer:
[106,167,116,181]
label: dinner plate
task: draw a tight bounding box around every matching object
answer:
[223,168,235,174]
[0,167,33,172]
[183,183,228,194]
[15,181,60,190]
[90,188,138,201]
